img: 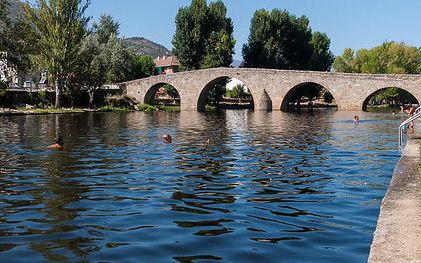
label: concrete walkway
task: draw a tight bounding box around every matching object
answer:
[368,139,421,263]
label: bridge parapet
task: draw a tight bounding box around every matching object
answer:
[122,67,421,111]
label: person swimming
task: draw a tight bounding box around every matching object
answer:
[354,115,360,122]
[162,134,172,143]
[47,136,63,149]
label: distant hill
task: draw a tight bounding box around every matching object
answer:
[123,37,171,58]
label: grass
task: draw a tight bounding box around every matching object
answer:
[366,105,400,113]
[157,105,180,112]
[137,103,181,112]
[96,105,131,112]
[15,107,86,114]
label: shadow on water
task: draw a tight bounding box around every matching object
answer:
[0,109,401,262]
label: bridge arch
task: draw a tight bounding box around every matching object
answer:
[144,82,180,106]
[197,76,255,112]
[280,82,337,112]
[362,86,419,111]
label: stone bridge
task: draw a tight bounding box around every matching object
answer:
[121,67,421,111]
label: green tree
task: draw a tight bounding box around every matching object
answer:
[77,14,135,107]
[0,0,33,86]
[163,84,179,99]
[24,0,90,108]
[333,42,421,74]
[103,37,135,83]
[309,32,334,71]
[172,0,235,70]
[333,41,421,106]
[92,14,120,44]
[242,9,333,71]
[132,55,155,79]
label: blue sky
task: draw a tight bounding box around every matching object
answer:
[86,0,421,60]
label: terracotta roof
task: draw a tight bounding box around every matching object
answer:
[154,56,180,68]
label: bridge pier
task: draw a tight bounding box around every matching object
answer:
[337,100,363,111]
[254,89,273,111]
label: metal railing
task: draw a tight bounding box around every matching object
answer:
[399,106,421,152]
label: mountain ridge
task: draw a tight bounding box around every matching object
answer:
[123,37,171,58]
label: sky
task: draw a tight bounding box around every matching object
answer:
[85,0,421,61]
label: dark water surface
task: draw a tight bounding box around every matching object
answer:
[0,110,402,262]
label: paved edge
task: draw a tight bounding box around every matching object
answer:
[368,139,421,263]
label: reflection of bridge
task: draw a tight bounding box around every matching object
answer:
[121,67,421,112]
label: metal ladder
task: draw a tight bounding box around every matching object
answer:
[399,106,421,152]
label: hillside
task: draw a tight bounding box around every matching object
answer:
[123,37,171,58]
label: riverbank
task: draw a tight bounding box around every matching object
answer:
[0,106,131,116]
[368,138,421,262]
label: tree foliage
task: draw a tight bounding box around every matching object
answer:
[0,0,33,85]
[333,41,421,74]
[172,0,235,70]
[77,14,135,107]
[132,55,155,79]
[242,9,333,71]
[333,41,421,106]
[23,0,90,108]
[163,84,179,99]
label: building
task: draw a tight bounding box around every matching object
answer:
[154,55,180,75]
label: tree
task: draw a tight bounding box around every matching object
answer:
[77,33,106,107]
[333,42,421,74]
[309,32,334,71]
[0,0,33,86]
[163,84,179,99]
[333,41,421,106]
[102,36,135,83]
[172,0,235,70]
[23,0,90,108]
[242,9,333,71]
[78,15,135,107]
[92,14,120,44]
[132,55,155,79]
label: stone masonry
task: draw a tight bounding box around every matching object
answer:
[120,67,421,111]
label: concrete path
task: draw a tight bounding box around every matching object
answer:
[368,140,421,263]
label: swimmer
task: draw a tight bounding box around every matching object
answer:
[47,136,63,149]
[354,115,360,122]
[206,138,210,144]
[162,134,172,143]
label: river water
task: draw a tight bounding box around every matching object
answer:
[0,110,402,262]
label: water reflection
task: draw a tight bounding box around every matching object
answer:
[0,110,401,262]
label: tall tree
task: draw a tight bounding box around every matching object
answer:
[172,0,235,70]
[242,9,333,71]
[24,0,90,108]
[309,32,334,71]
[92,14,120,45]
[77,14,135,107]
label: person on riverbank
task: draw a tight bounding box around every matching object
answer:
[162,134,172,143]
[47,136,64,150]
[405,105,415,128]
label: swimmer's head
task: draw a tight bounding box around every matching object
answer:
[163,134,172,143]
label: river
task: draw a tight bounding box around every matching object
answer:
[0,110,403,262]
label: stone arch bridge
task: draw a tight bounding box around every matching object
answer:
[120,67,421,111]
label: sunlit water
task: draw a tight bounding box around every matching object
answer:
[0,110,403,262]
